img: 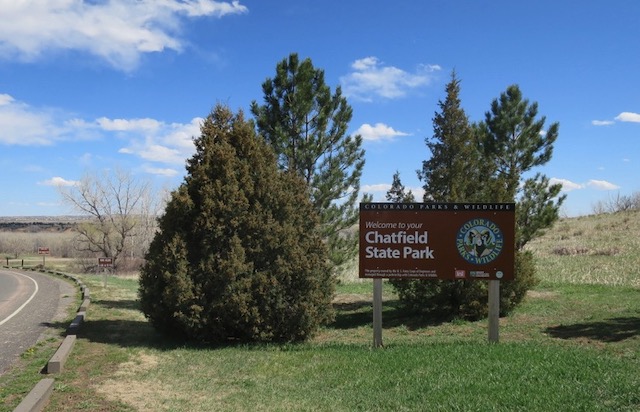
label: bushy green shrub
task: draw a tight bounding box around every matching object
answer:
[139,105,335,343]
[390,250,537,320]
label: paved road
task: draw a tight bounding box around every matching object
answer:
[0,269,76,375]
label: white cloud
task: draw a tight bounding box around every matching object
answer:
[0,0,248,71]
[614,112,640,123]
[592,112,640,126]
[361,183,392,193]
[0,94,15,105]
[356,123,410,141]
[549,178,584,192]
[39,176,79,187]
[587,179,620,190]
[550,178,622,192]
[142,166,179,177]
[121,143,183,164]
[591,120,614,126]
[97,117,162,132]
[162,118,203,152]
[0,92,200,168]
[115,116,202,165]
[0,94,63,145]
[0,94,119,146]
[341,57,441,101]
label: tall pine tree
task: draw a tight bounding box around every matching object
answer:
[476,84,565,249]
[418,71,482,202]
[393,72,487,318]
[475,85,565,311]
[251,53,365,268]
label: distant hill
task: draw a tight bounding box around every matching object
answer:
[0,216,92,232]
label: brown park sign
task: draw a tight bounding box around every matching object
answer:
[98,257,114,268]
[359,203,515,281]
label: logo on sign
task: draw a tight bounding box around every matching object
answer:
[456,218,504,265]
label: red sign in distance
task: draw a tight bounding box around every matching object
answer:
[359,203,515,281]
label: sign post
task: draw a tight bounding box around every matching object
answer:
[488,279,500,343]
[359,202,515,346]
[38,247,50,267]
[373,278,383,348]
[98,257,114,287]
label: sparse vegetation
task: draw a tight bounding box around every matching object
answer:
[592,190,640,214]
[526,208,640,287]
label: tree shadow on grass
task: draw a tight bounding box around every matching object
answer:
[93,299,141,311]
[78,318,183,350]
[544,317,640,342]
[331,298,450,331]
[42,298,187,350]
[43,297,455,350]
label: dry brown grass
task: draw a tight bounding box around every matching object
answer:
[526,209,640,287]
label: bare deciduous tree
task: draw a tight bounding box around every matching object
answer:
[592,191,640,215]
[58,168,163,271]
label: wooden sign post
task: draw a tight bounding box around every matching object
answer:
[373,278,383,348]
[38,247,50,267]
[488,279,500,343]
[98,257,114,287]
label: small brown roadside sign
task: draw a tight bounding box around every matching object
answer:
[359,202,515,281]
[98,257,114,268]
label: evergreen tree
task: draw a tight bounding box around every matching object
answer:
[139,104,334,343]
[473,85,565,316]
[477,85,559,200]
[386,171,415,203]
[417,71,482,202]
[392,73,487,319]
[477,84,566,248]
[516,173,566,249]
[250,53,365,268]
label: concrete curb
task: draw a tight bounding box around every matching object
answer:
[46,335,76,374]
[78,297,91,313]
[12,270,89,412]
[12,379,54,412]
[66,311,86,336]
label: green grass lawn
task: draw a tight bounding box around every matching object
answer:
[1,210,639,411]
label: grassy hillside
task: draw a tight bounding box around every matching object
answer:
[527,209,640,287]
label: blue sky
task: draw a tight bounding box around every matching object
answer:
[0,0,638,217]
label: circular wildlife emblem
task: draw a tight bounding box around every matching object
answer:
[456,218,504,264]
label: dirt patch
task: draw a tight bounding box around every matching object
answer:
[333,293,371,312]
[333,293,369,304]
[95,352,168,411]
[526,290,558,299]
